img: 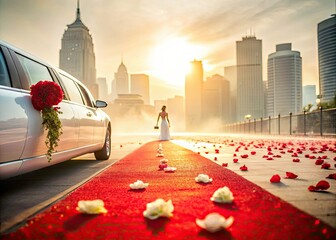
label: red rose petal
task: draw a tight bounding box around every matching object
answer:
[315,159,324,165]
[158,163,168,170]
[222,163,228,167]
[267,157,274,161]
[285,172,298,179]
[241,154,248,158]
[308,180,330,191]
[251,151,256,155]
[270,174,281,183]
[293,158,300,162]
[321,163,331,169]
[315,180,330,190]
[326,173,336,180]
[240,165,248,171]
[233,158,239,163]
[214,157,217,161]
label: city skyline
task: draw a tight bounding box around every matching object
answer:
[0,0,335,101]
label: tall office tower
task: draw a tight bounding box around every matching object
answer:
[224,65,237,123]
[203,74,230,124]
[236,35,264,121]
[130,74,150,105]
[303,85,317,107]
[167,95,185,131]
[263,81,268,116]
[114,61,129,95]
[318,14,336,103]
[267,43,302,116]
[59,1,97,97]
[185,60,203,131]
[97,77,108,101]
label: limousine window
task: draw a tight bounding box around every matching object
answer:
[59,73,84,105]
[77,83,93,107]
[0,50,11,87]
[16,53,53,86]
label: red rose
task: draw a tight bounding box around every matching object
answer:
[270,174,281,183]
[30,80,63,111]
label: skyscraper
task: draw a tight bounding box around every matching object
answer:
[185,60,203,131]
[303,85,317,108]
[130,74,150,105]
[267,43,302,116]
[115,61,129,95]
[236,35,264,121]
[224,65,237,123]
[318,14,336,103]
[59,1,97,97]
[203,74,230,124]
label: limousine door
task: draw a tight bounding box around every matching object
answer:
[58,73,94,148]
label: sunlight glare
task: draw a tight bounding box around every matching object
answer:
[149,38,205,87]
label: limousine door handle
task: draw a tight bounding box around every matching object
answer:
[87,112,93,117]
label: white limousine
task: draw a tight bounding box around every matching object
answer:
[0,40,111,179]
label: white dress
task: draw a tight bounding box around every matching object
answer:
[159,112,170,141]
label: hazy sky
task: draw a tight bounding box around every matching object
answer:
[0,0,335,101]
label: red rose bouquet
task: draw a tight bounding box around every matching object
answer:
[30,81,63,161]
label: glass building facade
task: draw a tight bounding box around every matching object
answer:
[318,15,336,103]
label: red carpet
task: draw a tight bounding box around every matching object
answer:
[2,141,335,239]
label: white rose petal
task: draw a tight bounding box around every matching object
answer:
[156,153,164,157]
[210,187,234,203]
[164,167,176,172]
[129,180,149,189]
[160,158,168,164]
[76,199,108,214]
[195,174,213,183]
[196,213,234,232]
[143,199,174,220]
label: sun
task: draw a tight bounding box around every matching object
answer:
[149,38,205,87]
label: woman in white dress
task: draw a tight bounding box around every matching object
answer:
[155,105,171,141]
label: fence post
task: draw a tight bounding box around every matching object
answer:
[269,116,271,135]
[303,111,306,136]
[320,107,323,136]
[254,118,256,133]
[248,119,251,134]
[260,117,263,134]
[289,112,292,135]
[278,114,281,135]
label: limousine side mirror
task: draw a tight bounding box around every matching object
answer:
[95,100,108,108]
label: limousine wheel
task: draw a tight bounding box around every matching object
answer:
[94,126,111,160]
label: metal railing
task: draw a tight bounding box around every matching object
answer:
[223,108,336,137]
